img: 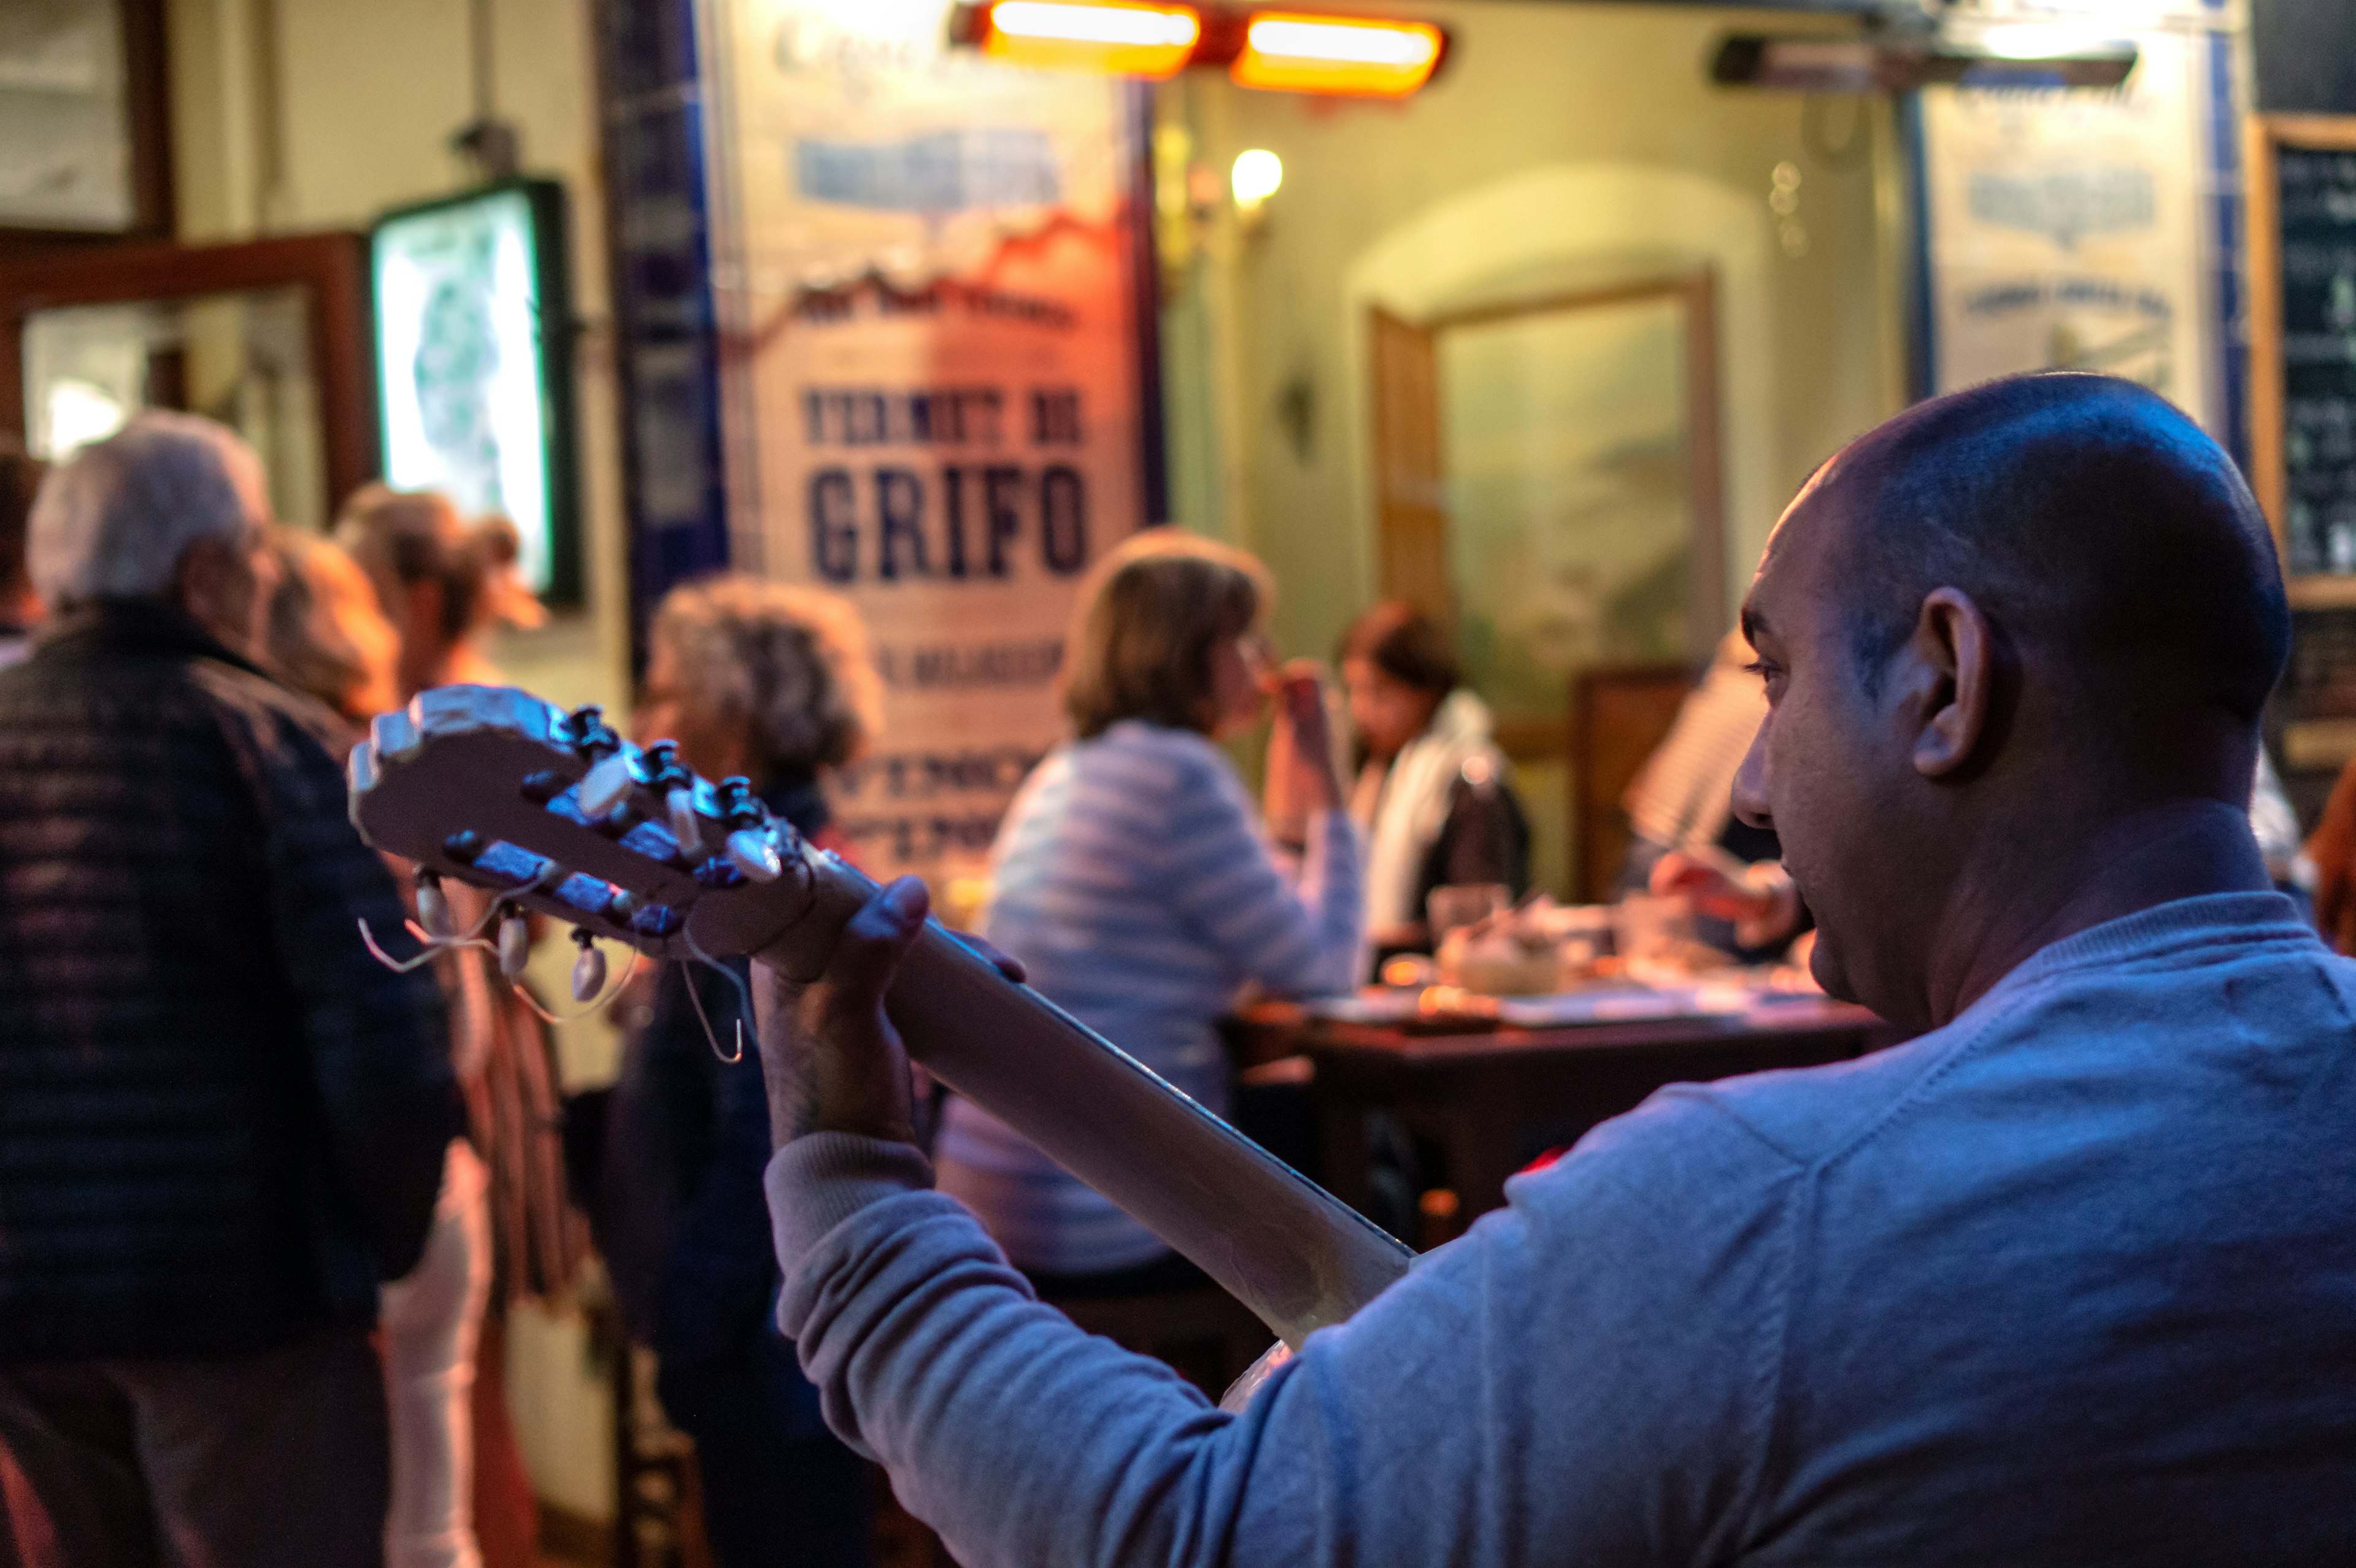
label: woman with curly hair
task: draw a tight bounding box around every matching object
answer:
[604,574,883,1568]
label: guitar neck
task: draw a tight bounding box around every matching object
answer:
[341,682,1411,1348]
[767,853,1415,1348]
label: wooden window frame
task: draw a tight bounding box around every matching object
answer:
[1369,269,1727,672]
[0,231,377,513]
[1366,271,1728,899]
[0,0,174,249]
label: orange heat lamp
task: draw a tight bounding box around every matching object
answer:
[1230,11,1446,98]
[948,2,1451,96]
[980,0,1204,79]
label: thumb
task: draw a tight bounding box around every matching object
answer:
[816,877,929,1018]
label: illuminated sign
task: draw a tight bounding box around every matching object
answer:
[369,180,580,602]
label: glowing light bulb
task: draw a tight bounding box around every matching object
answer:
[1231,148,1284,210]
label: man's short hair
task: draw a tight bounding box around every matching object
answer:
[1836,374,2289,722]
[27,412,266,608]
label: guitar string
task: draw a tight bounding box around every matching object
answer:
[359,872,756,1064]
[679,948,744,1064]
[356,904,501,974]
[680,923,756,1064]
[363,912,658,1031]
[508,947,647,1026]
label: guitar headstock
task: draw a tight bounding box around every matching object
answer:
[348,684,825,965]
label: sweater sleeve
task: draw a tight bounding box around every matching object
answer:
[769,1088,1800,1568]
[1162,748,1364,997]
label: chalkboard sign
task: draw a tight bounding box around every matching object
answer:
[2249,116,2356,606]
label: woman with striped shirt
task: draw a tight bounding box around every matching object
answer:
[934,531,1364,1283]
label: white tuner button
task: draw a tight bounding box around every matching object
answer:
[415,874,452,939]
[579,752,635,817]
[725,826,782,883]
[668,788,705,858]
[498,912,531,979]
[571,937,607,1002]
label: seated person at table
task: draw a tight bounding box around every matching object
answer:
[1633,630,2310,959]
[753,374,2356,1566]
[1339,601,1529,961]
[602,576,879,1568]
[1619,626,1801,956]
[933,530,1363,1286]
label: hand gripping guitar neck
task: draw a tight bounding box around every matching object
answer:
[348,685,1414,1367]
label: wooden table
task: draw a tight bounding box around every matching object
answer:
[1231,995,1893,1231]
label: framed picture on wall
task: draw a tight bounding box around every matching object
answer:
[0,0,172,241]
[370,181,582,606]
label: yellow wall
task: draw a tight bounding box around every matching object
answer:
[1158,1,1907,667]
[166,0,633,724]
[166,0,626,1521]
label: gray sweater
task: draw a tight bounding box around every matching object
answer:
[768,892,2356,1565]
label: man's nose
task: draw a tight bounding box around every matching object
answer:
[1730,726,1771,831]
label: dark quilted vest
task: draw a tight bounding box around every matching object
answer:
[0,604,455,1361]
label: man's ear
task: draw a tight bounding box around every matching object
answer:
[1910,586,1994,779]
[172,535,228,627]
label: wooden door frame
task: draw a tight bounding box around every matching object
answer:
[0,231,376,514]
[1369,269,1728,679]
[1370,271,1725,757]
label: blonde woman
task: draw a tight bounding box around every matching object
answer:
[263,529,400,724]
[934,530,1364,1285]
[264,525,495,1568]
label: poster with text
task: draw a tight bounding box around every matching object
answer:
[701,0,1150,891]
[1922,23,2223,432]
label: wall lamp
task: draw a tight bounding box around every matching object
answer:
[1712,28,2136,92]
[949,1,1450,98]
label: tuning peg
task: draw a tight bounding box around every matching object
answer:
[725,826,782,883]
[571,928,606,1001]
[497,904,531,980]
[626,902,683,938]
[667,787,706,858]
[566,704,620,757]
[714,776,759,823]
[578,751,636,818]
[416,870,452,939]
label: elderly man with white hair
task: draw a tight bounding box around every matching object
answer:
[0,413,460,1568]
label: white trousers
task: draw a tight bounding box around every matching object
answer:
[379,1140,492,1568]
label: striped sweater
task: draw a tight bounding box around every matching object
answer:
[935,720,1364,1274]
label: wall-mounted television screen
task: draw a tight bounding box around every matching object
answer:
[370,179,579,603]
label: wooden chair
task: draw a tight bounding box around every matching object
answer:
[1568,664,1698,904]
